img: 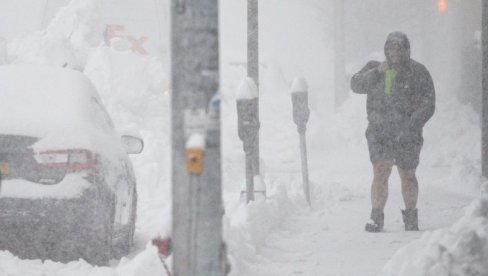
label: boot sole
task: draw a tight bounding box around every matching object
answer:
[365,223,383,232]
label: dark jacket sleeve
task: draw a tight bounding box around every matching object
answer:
[350,60,381,94]
[410,66,435,129]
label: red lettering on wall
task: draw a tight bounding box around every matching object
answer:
[104,24,148,55]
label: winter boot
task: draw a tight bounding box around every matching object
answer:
[365,208,384,232]
[402,208,419,231]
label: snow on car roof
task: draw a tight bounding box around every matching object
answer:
[0,64,120,155]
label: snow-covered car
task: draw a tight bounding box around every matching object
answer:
[0,64,143,265]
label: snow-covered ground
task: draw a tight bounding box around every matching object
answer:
[0,0,485,275]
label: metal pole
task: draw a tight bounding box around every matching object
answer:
[171,0,224,275]
[334,0,347,108]
[482,0,488,178]
[246,152,254,202]
[247,0,260,181]
[299,133,310,205]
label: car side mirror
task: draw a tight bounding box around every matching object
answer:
[121,135,144,154]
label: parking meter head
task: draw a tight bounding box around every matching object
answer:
[291,92,310,128]
[236,98,259,146]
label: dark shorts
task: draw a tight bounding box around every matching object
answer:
[366,126,423,170]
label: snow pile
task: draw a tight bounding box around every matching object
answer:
[84,45,170,239]
[379,194,488,276]
[0,245,166,276]
[7,0,104,70]
[224,187,303,274]
[0,65,120,152]
[1,175,91,199]
[422,97,481,193]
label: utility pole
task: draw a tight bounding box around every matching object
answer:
[482,0,488,178]
[334,0,347,108]
[247,0,261,189]
[171,0,224,275]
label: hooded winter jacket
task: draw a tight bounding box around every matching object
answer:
[350,32,435,169]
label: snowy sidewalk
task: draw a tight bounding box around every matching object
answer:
[230,93,480,275]
[240,165,475,276]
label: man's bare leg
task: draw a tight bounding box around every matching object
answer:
[371,160,394,210]
[398,167,419,231]
[366,160,393,232]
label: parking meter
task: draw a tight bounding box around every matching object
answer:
[291,77,310,134]
[291,77,311,206]
[236,78,260,202]
[237,97,260,154]
[237,97,259,202]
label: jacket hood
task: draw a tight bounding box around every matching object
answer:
[384,31,411,64]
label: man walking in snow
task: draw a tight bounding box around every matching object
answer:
[350,32,435,232]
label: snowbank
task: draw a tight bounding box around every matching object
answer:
[224,187,305,275]
[0,64,123,158]
[379,193,488,276]
[0,174,90,199]
[83,44,170,240]
[422,97,481,194]
[7,0,104,70]
[0,244,166,276]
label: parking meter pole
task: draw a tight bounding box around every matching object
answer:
[299,131,310,205]
[245,152,255,202]
[291,77,311,206]
[171,1,224,275]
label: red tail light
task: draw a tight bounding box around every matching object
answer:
[34,149,96,171]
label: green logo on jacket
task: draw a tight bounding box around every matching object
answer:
[384,68,397,96]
